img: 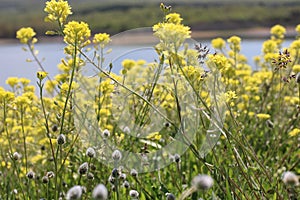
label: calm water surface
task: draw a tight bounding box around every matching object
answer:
[0,40,292,89]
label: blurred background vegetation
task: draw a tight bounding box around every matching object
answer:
[1,0,300,39]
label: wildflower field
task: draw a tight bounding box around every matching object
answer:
[0,0,299,199]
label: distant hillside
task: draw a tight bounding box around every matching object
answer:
[1,0,300,38]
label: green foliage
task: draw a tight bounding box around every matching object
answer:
[0,1,299,200]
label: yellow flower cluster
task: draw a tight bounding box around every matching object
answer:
[165,13,182,24]
[63,21,91,53]
[270,24,286,44]
[153,13,190,52]
[256,113,271,120]
[225,90,238,102]
[93,33,111,49]
[288,128,300,137]
[227,36,241,52]
[208,54,231,74]
[16,27,36,44]
[211,37,226,50]
[44,0,72,24]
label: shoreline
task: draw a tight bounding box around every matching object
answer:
[1,26,297,45]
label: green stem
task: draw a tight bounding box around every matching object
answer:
[20,106,28,174]
[38,80,57,199]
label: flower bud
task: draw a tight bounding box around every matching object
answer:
[130,169,138,177]
[66,185,82,200]
[129,190,139,198]
[192,174,214,190]
[26,171,35,179]
[78,162,88,175]
[92,184,108,200]
[57,134,66,145]
[296,72,300,83]
[12,152,21,161]
[86,147,96,158]
[112,150,122,161]
[282,171,299,186]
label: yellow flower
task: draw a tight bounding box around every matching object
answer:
[227,36,241,52]
[99,79,114,94]
[16,27,36,44]
[208,54,231,73]
[211,37,226,49]
[93,33,111,48]
[225,90,238,102]
[0,91,15,103]
[63,21,91,51]
[290,40,300,50]
[288,128,300,137]
[37,71,48,80]
[6,77,19,88]
[60,81,79,93]
[121,59,136,74]
[256,113,271,120]
[19,78,31,86]
[270,24,286,40]
[293,65,300,73]
[262,39,278,54]
[44,0,72,24]
[165,13,182,24]
[296,24,300,35]
[45,80,58,94]
[153,22,191,52]
[30,154,46,164]
[146,132,162,141]
[15,95,31,106]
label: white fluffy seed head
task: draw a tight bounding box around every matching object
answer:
[57,134,66,145]
[166,193,176,200]
[112,150,122,161]
[282,171,299,186]
[192,174,214,190]
[102,129,110,138]
[12,152,21,161]
[86,147,96,158]
[66,185,82,200]
[78,162,89,175]
[129,190,139,198]
[92,184,108,200]
[130,169,138,177]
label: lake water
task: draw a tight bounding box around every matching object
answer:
[0,39,293,89]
